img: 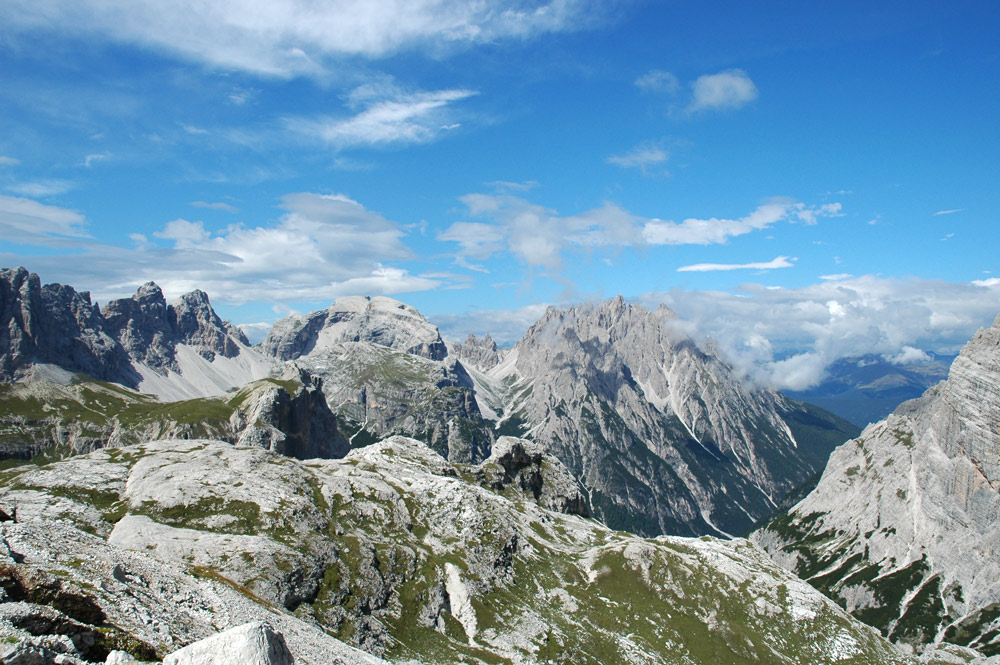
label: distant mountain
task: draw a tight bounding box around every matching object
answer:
[753,313,1000,657]
[469,297,859,537]
[0,267,276,401]
[1,269,858,538]
[261,296,494,463]
[784,354,952,427]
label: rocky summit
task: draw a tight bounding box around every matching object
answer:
[753,313,1000,657]
[473,297,857,537]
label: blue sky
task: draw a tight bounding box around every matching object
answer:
[1,0,998,388]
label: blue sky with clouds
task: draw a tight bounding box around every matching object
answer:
[1,0,998,388]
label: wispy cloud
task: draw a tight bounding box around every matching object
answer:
[181,124,209,136]
[635,70,680,94]
[0,194,90,246]
[688,69,758,112]
[3,0,599,78]
[82,152,111,168]
[442,195,841,271]
[4,179,75,197]
[677,256,795,272]
[190,200,238,213]
[287,87,477,149]
[607,141,668,174]
[934,208,964,216]
[0,156,20,166]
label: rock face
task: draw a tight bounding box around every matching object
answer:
[753,313,1000,656]
[103,283,248,372]
[480,297,857,537]
[0,436,917,665]
[449,333,502,371]
[0,268,274,401]
[261,296,492,463]
[0,267,133,383]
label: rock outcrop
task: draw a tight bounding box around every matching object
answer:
[163,622,294,665]
[753,313,1000,656]
[479,296,857,536]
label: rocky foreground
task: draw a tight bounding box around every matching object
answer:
[0,435,936,665]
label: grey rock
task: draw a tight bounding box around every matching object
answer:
[448,333,501,371]
[482,296,856,536]
[162,622,293,665]
[103,283,248,374]
[262,296,446,362]
[0,267,133,383]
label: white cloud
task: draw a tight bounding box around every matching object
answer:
[677,256,795,272]
[236,321,273,345]
[643,201,839,246]
[0,194,89,246]
[635,70,680,94]
[934,208,964,216]
[886,345,932,365]
[3,191,448,305]
[4,179,75,197]
[3,0,598,78]
[607,142,668,173]
[639,275,1000,390]
[431,303,552,345]
[190,200,239,213]
[688,69,758,112]
[82,152,111,168]
[287,87,477,149]
[0,156,20,166]
[443,195,840,271]
[181,124,209,135]
[820,273,853,281]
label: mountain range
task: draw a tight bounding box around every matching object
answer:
[2,265,999,663]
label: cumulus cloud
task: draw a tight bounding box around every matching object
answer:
[677,256,795,272]
[0,194,89,246]
[688,69,758,112]
[640,276,1000,390]
[3,0,597,78]
[442,195,840,271]
[2,191,448,305]
[190,200,239,213]
[886,346,932,365]
[607,141,668,173]
[287,87,476,149]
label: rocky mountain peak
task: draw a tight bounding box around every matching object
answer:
[0,266,130,382]
[102,282,246,373]
[449,332,500,371]
[262,295,447,361]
